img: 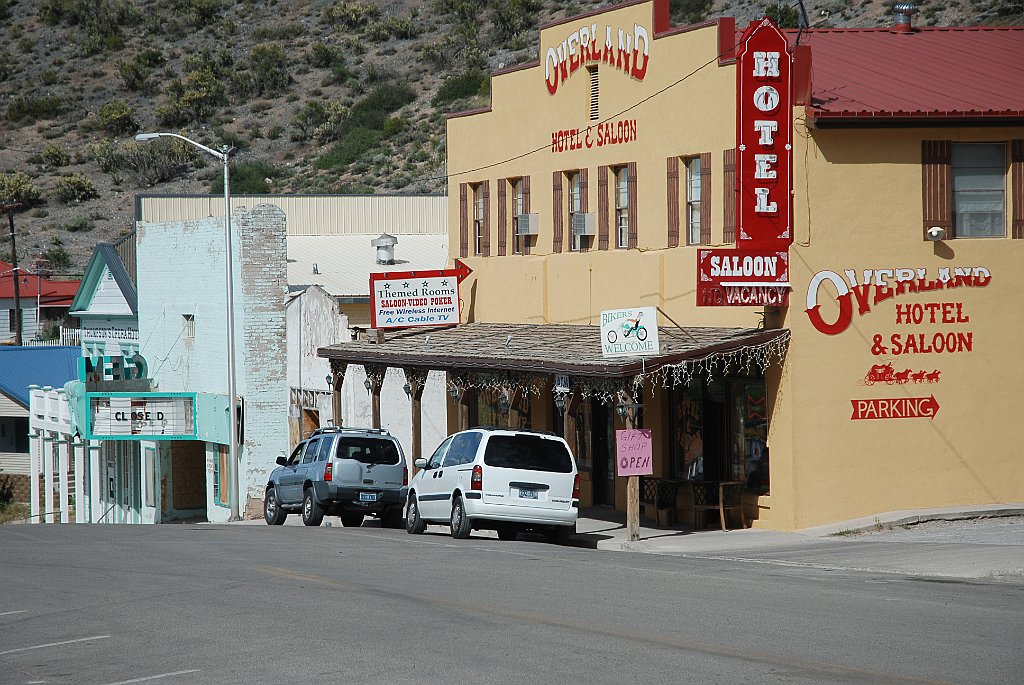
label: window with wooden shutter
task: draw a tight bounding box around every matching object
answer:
[579,168,590,252]
[552,171,564,253]
[684,156,701,245]
[459,182,468,258]
[481,181,491,256]
[922,140,952,239]
[523,175,532,255]
[667,156,680,248]
[598,166,609,250]
[699,152,711,245]
[627,161,638,249]
[723,148,736,243]
[497,178,507,256]
[1013,140,1024,240]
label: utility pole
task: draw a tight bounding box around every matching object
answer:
[2,200,22,346]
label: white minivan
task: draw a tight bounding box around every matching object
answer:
[406,428,579,543]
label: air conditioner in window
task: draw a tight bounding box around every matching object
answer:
[516,213,539,235]
[571,212,595,236]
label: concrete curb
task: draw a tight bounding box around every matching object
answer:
[796,504,1024,538]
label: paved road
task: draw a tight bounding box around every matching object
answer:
[1,522,1021,685]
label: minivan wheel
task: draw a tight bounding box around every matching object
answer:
[301,488,325,527]
[340,512,364,527]
[406,497,426,535]
[264,487,287,525]
[450,496,472,539]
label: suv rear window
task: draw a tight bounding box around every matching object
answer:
[336,437,401,465]
[483,435,574,473]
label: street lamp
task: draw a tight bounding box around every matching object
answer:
[135,132,240,520]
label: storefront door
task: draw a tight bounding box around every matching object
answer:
[590,400,615,506]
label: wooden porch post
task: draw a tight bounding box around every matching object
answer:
[403,368,428,468]
[506,387,522,428]
[561,393,580,454]
[330,361,347,428]
[364,364,388,430]
[620,394,644,542]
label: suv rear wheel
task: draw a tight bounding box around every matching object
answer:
[406,496,426,535]
[450,496,472,539]
[302,488,325,527]
[264,487,287,525]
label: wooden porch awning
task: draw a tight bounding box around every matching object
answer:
[317,323,789,379]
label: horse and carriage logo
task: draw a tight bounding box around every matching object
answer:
[864,363,941,386]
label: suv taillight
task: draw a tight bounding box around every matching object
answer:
[403,466,408,487]
[572,474,580,499]
[471,464,483,491]
[324,460,333,482]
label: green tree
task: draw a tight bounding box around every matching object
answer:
[0,172,43,208]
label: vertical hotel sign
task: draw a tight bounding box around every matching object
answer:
[736,18,793,248]
[698,18,793,306]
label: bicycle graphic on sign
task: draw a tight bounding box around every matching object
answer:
[606,311,648,343]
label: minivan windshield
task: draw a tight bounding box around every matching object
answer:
[336,437,401,465]
[483,435,574,473]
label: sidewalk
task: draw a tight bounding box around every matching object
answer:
[575,504,1024,583]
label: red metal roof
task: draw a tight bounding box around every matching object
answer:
[0,260,79,306]
[786,26,1024,124]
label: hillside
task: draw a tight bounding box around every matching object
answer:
[0,0,1019,275]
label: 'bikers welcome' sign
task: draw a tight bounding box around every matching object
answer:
[600,307,659,358]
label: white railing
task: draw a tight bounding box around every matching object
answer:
[18,327,81,348]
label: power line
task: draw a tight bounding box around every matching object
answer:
[431,14,790,184]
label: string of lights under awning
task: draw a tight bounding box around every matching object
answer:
[319,323,790,403]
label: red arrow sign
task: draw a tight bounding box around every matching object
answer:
[368,260,473,330]
[850,395,940,421]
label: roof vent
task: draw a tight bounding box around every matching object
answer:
[371,233,398,265]
[892,2,917,33]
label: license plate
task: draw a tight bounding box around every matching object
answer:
[359,492,379,502]
[519,488,538,500]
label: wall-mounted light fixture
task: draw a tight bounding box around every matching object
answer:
[326,374,333,390]
[616,401,644,422]
[554,395,566,414]
[403,382,412,397]
[363,378,372,392]
[448,386,462,400]
[496,392,510,414]
[926,226,946,241]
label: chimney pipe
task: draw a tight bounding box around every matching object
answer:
[892,2,917,33]
[371,233,398,265]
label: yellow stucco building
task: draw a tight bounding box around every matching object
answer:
[321,0,1024,530]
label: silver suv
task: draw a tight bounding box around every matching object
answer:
[264,427,408,528]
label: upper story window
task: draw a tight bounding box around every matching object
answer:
[685,156,702,245]
[568,171,583,251]
[473,184,486,255]
[512,178,524,254]
[614,165,629,248]
[952,143,1005,238]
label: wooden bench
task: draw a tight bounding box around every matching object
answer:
[690,480,746,531]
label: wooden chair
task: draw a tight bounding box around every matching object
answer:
[639,477,680,527]
[690,481,746,531]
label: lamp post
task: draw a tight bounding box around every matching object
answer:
[135,132,240,520]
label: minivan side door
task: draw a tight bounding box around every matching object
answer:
[431,432,482,518]
[415,436,453,520]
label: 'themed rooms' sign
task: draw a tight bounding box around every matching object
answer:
[736,18,793,248]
